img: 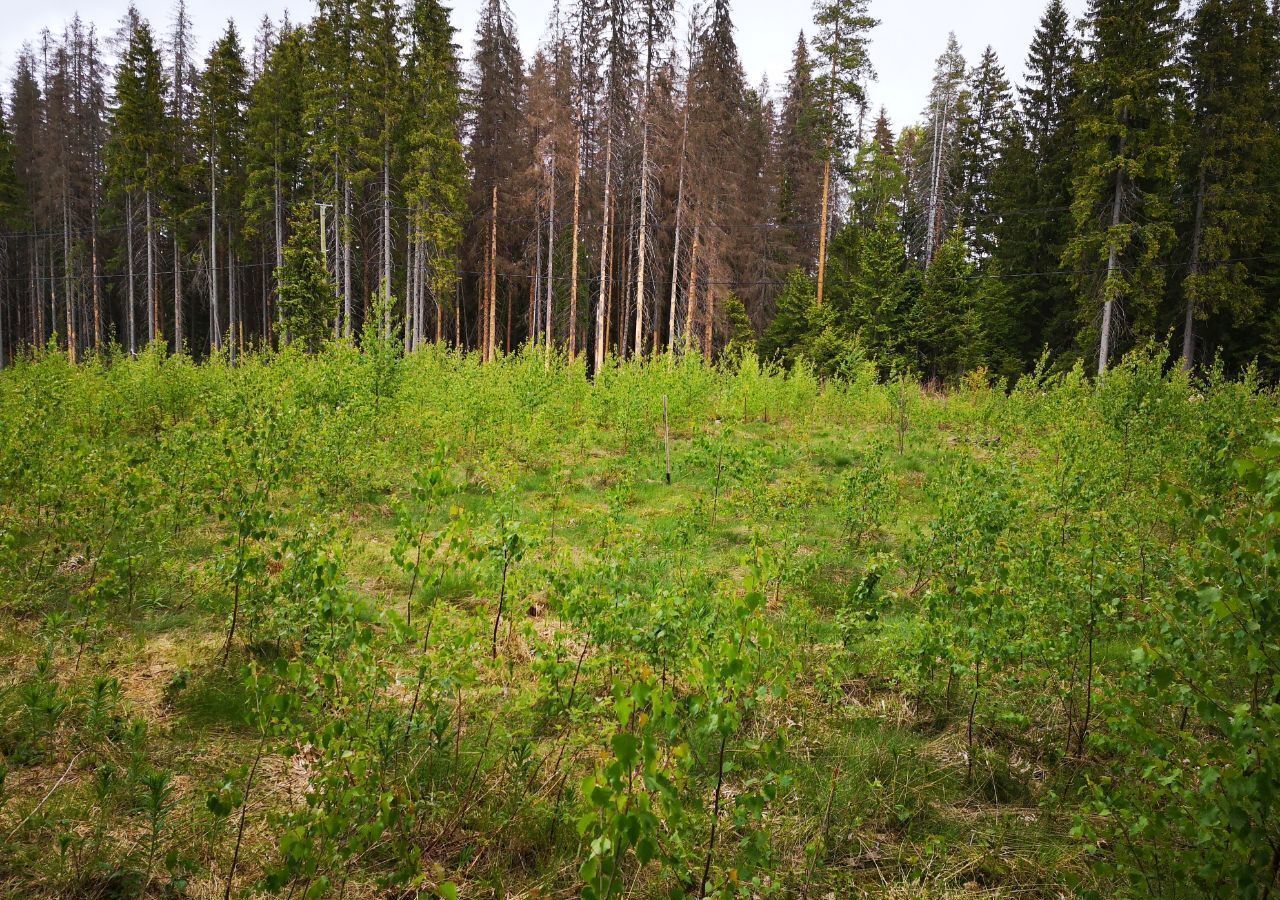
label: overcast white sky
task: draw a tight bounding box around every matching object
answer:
[2,0,1088,129]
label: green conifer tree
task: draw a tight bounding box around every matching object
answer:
[912,228,981,379]
[1065,0,1182,374]
[278,205,335,351]
[990,0,1080,369]
[403,0,467,347]
[1179,0,1279,371]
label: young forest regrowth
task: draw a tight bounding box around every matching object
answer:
[0,344,1275,899]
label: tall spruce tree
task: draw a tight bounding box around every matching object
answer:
[244,19,307,344]
[957,46,1014,262]
[850,209,911,371]
[776,33,825,271]
[0,94,26,367]
[468,0,524,359]
[106,11,168,353]
[403,0,468,349]
[277,203,334,351]
[1065,0,1182,374]
[1179,0,1279,371]
[196,22,248,354]
[911,227,982,378]
[990,0,1080,369]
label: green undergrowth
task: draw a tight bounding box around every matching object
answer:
[0,341,1277,898]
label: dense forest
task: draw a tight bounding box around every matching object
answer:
[1,0,1278,380]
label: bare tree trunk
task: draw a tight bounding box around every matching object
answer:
[127,193,137,355]
[1182,166,1206,372]
[816,157,832,303]
[569,129,581,360]
[488,185,499,361]
[595,133,613,374]
[383,151,392,339]
[273,166,283,335]
[145,188,156,345]
[668,181,683,352]
[173,234,184,352]
[210,155,220,352]
[545,146,556,357]
[228,231,238,364]
[405,221,416,353]
[684,222,699,354]
[481,202,491,357]
[343,179,353,339]
[621,206,633,358]
[91,212,101,353]
[63,200,75,364]
[1098,113,1128,377]
[634,122,650,353]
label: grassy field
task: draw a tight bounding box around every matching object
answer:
[0,343,1276,898]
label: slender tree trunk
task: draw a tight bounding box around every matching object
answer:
[48,242,56,353]
[545,146,556,356]
[1182,166,1206,372]
[210,157,220,352]
[126,193,137,355]
[595,133,613,374]
[816,156,832,304]
[343,179,353,339]
[63,191,75,364]
[173,234,184,352]
[228,232,238,364]
[383,150,392,339]
[684,223,698,354]
[488,185,499,361]
[145,188,156,345]
[668,151,685,354]
[634,122,650,353]
[569,129,581,360]
[1098,115,1128,377]
[481,202,491,357]
[273,165,283,334]
[91,211,101,353]
[405,221,415,353]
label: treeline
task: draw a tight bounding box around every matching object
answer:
[0,0,1278,379]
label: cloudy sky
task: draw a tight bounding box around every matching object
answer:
[2,0,1088,128]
